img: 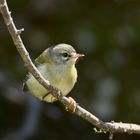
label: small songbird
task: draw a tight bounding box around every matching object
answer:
[23,43,84,103]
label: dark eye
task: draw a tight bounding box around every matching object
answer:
[62,53,69,58]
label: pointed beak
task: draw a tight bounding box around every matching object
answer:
[70,53,85,61]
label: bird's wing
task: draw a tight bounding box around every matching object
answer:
[35,53,46,65]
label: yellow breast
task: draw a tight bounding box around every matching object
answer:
[26,63,77,102]
[45,64,77,95]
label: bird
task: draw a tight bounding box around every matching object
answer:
[23,43,84,110]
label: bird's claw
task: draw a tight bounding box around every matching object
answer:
[66,97,77,112]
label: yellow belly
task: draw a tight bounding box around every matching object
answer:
[26,64,77,102]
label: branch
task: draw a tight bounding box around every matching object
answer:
[0,0,140,136]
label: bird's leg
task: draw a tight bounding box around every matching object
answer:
[42,92,51,100]
[66,97,77,112]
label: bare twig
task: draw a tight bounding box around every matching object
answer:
[0,0,140,135]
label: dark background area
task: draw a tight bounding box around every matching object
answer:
[0,0,140,140]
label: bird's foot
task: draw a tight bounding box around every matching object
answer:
[66,97,77,112]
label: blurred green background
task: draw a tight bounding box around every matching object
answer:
[0,0,140,140]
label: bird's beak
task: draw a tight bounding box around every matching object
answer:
[70,53,85,61]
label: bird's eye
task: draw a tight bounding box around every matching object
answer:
[62,53,69,58]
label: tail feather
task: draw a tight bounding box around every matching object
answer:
[22,82,28,92]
